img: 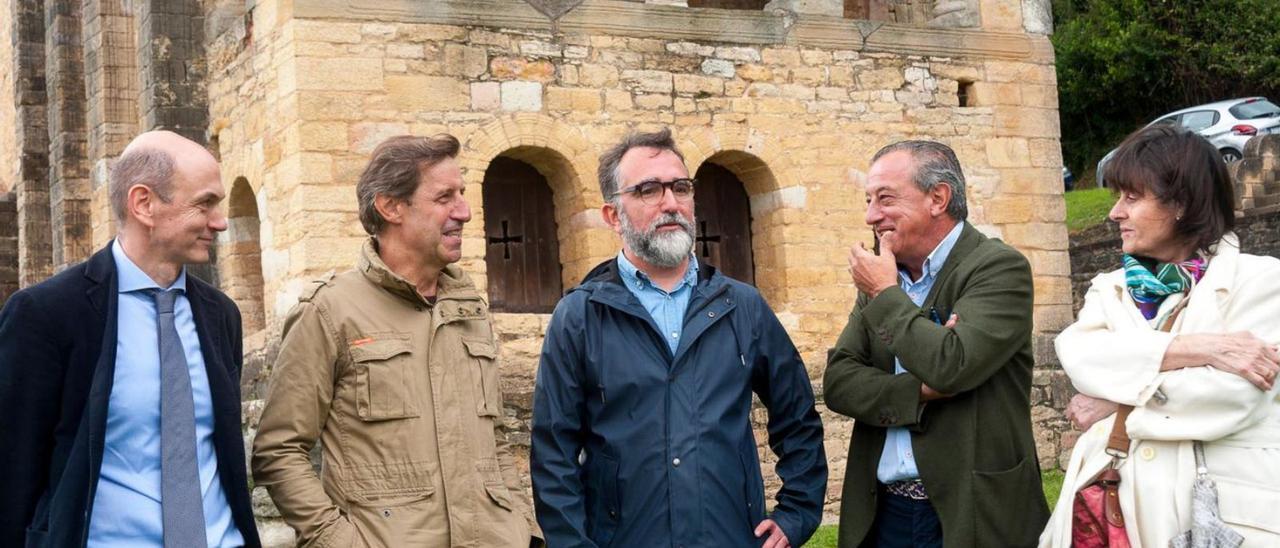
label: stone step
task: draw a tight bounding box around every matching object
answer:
[1254,193,1280,208]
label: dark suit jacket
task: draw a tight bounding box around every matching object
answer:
[824,223,1050,548]
[0,243,261,548]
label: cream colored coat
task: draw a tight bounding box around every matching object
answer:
[1041,235,1280,547]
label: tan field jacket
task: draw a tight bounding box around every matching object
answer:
[252,239,540,547]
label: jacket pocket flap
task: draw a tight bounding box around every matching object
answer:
[1216,477,1280,533]
[463,338,497,359]
[350,338,412,362]
[484,482,514,511]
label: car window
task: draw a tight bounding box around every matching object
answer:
[1180,110,1218,131]
[1228,99,1280,120]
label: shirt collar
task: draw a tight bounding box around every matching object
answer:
[617,251,698,292]
[901,221,964,283]
[112,238,187,293]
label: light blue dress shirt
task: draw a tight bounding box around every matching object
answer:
[617,252,699,354]
[876,222,965,484]
[89,240,244,547]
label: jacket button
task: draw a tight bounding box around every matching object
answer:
[381,509,391,518]
[708,311,715,318]
[609,509,618,518]
[1140,446,1156,461]
[672,457,681,467]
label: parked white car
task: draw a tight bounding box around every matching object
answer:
[1097,97,1280,186]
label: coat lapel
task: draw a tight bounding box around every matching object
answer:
[83,244,119,517]
[920,222,984,314]
[187,280,237,416]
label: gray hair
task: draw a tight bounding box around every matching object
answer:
[597,127,685,205]
[356,134,461,235]
[110,147,176,221]
[871,140,968,221]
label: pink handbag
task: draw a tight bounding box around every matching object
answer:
[1071,464,1131,548]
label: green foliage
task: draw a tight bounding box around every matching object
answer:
[1052,0,1280,179]
[1065,187,1115,232]
[800,470,1070,547]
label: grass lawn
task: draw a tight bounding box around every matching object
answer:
[1065,187,1115,233]
[802,470,1067,547]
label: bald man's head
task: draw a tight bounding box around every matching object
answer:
[109,130,218,222]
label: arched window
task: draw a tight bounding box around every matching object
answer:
[222,177,266,333]
[482,156,563,313]
[693,162,755,285]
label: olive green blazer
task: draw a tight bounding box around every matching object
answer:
[824,222,1050,548]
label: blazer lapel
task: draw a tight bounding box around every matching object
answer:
[921,222,984,313]
[187,281,237,415]
[83,244,119,510]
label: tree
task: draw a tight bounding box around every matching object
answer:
[1052,0,1280,184]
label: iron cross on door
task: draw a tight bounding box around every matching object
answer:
[488,219,523,260]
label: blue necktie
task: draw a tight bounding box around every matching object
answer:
[154,289,208,547]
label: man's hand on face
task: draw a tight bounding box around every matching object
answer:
[848,232,899,298]
[754,518,791,548]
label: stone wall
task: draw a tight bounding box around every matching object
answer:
[201,1,1071,538]
[1231,134,1280,210]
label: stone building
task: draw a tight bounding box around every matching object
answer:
[1,0,1071,539]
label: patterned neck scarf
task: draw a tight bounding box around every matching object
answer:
[1123,254,1207,321]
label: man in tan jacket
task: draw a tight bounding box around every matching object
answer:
[252,134,541,547]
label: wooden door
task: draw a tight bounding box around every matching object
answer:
[482,157,563,313]
[692,162,755,285]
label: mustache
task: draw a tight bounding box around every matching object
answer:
[646,212,693,234]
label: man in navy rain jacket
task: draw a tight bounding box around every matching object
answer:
[531,128,827,548]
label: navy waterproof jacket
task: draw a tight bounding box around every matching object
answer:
[531,258,827,547]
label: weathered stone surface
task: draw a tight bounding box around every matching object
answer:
[2,2,1095,534]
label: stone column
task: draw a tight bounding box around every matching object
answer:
[82,0,139,246]
[135,0,218,285]
[0,192,19,305]
[135,0,208,142]
[13,0,53,287]
[45,0,93,270]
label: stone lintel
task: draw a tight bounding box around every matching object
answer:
[293,0,1047,62]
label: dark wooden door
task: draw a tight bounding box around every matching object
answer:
[692,162,755,285]
[482,157,563,313]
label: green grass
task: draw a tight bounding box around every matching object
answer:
[1065,187,1115,233]
[802,470,1067,547]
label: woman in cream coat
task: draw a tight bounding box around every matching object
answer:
[1041,125,1280,547]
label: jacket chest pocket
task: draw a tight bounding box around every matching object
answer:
[463,338,502,418]
[350,337,420,421]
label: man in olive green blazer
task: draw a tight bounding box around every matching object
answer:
[826,141,1049,548]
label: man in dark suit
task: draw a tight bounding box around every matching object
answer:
[0,131,261,547]
[825,140,1049,547]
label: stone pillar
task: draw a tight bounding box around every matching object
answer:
[45,0,93,270]
[135,0,209,142]
[13,0,53,287]
[82,0,138,247]
[0,192,19,305]
[135,0,218,285]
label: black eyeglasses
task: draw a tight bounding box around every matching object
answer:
[610,178,696,205]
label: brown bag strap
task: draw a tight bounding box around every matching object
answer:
[1106,296,1190,460]
[1106,406,1134,458]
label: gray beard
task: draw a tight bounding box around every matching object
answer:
[619,208,695,269]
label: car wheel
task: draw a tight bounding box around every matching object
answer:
[1220,149,1242,163]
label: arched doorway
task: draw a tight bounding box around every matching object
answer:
[482,156,564,313]
[693,161,755,285]
[222,177,266,333]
